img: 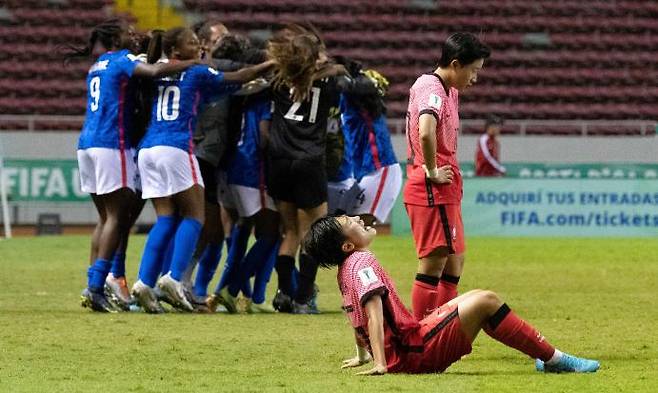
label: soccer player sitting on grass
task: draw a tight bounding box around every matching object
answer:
[303,215,600,375]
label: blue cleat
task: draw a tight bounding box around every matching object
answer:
[536,353,600,373]
[81,287,117,313]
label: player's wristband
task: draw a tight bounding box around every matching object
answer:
[424,165,439,179]
[356,345,370,362]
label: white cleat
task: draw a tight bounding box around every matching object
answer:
[131,280,165,314]
[157,273,194,312]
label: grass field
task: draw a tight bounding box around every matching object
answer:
[1,234,657,392]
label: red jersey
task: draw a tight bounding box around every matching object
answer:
[337,250,424,373]
[403,73,462,206]
[475,133,505,176]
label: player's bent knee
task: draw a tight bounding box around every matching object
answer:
[477,290,502,310]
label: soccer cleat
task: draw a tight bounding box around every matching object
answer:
[80,287,117,313]
[292,300,320,315]
[247,300,276,314]
[215,287,238,314]
[157,273,195,312]
[308,284,320,310]
[535,354,600,373]
[272,289,293,313]
[131,280,165,314]
[105,274,132,311]
[189,293,211,313]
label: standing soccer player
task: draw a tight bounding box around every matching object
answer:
[404,33,490,320]
[475,114,506,177]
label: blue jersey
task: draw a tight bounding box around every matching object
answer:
[78,49,139,150]
[139,64,240,152]
[227,96,272,188]
[340,94,398,181]
[328,106,354,182]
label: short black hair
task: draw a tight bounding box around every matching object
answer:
[485,114,504,129]
[303,216,348,269]
[438,32,491,68]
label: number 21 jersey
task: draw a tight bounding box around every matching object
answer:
[268,77,340,160]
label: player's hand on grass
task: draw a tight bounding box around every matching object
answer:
[423,164,453,184]
[341,353,372,369]
[356,363,387,376]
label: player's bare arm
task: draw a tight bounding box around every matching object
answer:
[223,60,275,83]
[341,330,372,369]
[356,295,387,376]
[419,113,453,184]
[133,59,201,78]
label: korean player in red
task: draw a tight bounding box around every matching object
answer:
[303,215,600,375]
[404,33,490,320]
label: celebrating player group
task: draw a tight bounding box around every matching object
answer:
[71,17,599,376]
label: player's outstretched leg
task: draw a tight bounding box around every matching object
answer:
[456,290,599,373]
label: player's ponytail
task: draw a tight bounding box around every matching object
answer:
[62,19,124,64]
[146,30,164,64]
[268,33,319,102]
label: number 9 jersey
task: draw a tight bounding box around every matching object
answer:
[78,49,139,150]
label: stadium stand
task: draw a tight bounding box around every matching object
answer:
[0,0,656,134]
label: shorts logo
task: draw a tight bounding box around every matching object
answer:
[428,94,442,110]
[452,226,457,241]
[358,267,379,286]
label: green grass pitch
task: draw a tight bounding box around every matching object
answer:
[1,235,657,392]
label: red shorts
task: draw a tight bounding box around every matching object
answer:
[417,303,472,373]
[405,203,465,258]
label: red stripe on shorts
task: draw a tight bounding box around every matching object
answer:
[118,77,128,187]
[369,166,389,215]
[187,91,201,184]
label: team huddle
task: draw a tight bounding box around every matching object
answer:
[72,18,600,376]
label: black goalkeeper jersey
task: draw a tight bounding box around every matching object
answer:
[268,76,340,160]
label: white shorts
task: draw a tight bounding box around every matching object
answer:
[77,147,137,195]
[327,178,356,215]
[137,146,204,199]
[229,184,277,218]
[216,170,236,209]
[345,163,402,223]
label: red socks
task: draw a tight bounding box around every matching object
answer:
[411,274,439,320]
[484,304,555,362]
[436,274,459,306]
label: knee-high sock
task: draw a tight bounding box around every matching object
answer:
[252,241,280,304]
[160,231,176,276]
[229,235,277,298]
[294,253,319,304]
[110,253,126,278]
[138,215,177,287]
[484,304,556,362]
[411,273,440,320]
[215,225,250,293]
[193,243,223,297]
[88,258,112,293]
[275,254,295,296]
[168,218,203,281]
[436,273,460,307]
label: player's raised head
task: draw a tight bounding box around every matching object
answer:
[438,32,491,90]
[304,216,377,268]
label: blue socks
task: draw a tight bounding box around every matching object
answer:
[229,236,277,298]
[252,240,280,304]
[216,225,250,293]
[169,218,203,281]
[160,235,175,276]
[110,253,126,278]
[193,243,223,297]
[88,258,112,293]
[138,215,177,287]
